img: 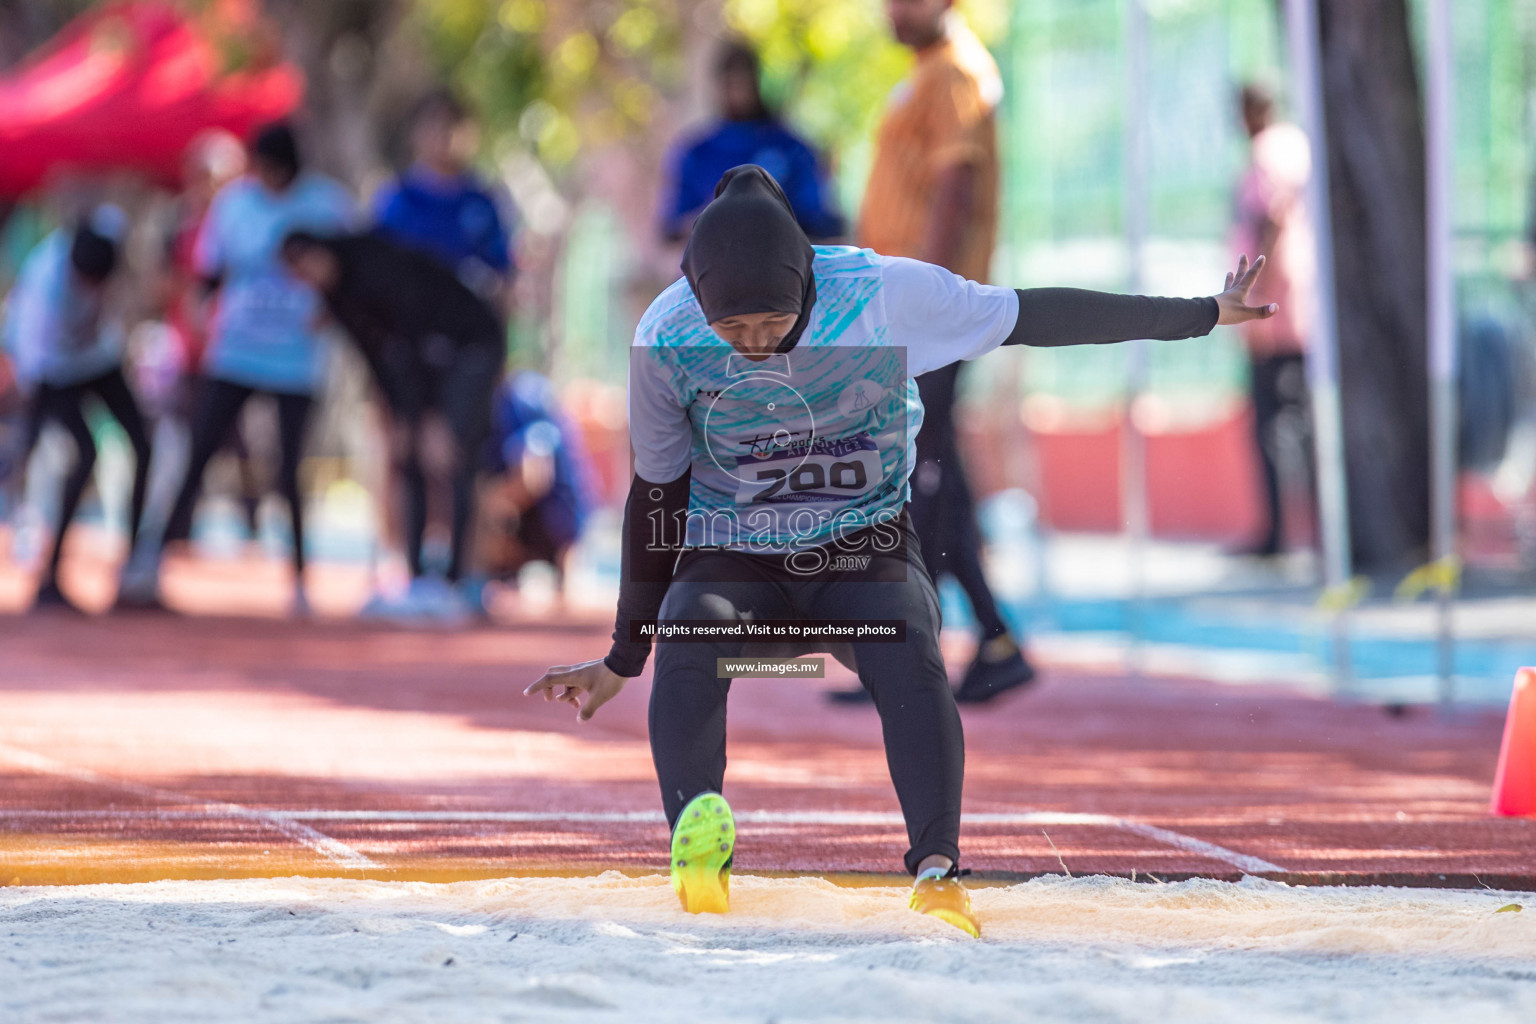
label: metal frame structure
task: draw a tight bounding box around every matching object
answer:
[1283,0,1355,689]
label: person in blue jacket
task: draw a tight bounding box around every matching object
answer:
[372,90,514,317]
[660,41,844,243]
[365,90,517,618]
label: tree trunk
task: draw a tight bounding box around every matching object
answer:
[1316,0,1431,574]
[260,0,432,188]
[0,1,92,72]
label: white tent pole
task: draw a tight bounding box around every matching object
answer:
[1425,0,1458,702]
[1283,0,1353,689]
[1122,0,1151,675]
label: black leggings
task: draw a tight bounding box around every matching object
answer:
[1249,353,1313,552]
[164,379,313,576]
[29,368,152,579]
[911,362,1010,642]
[650,518,963,874]
[384,343,500,581]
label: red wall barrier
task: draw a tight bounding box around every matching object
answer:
[966,404,1267,542]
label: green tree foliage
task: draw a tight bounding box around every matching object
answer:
[407,0,1003,182]
[411,0,687,169]
[723,0,1005,203]
[723,0,908,151]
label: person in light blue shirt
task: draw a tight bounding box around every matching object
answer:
[2,206,152,612]
[194,130,355,395]
[133,123,354,615]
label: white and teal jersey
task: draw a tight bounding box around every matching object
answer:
[628,246,1018,551]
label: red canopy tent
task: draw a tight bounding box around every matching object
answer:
[0,1,302,198]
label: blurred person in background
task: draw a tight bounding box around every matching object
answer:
[162,130,249,385]
[0,341,23,519]
[121,123,354,615]
[368,89,515,613]
[280,228,504,622]
[1,205,152,612]
[373,90,514,317]
[660,40,844,243]
[1231,83,1316,559]
[147,130,261,535]
[828,0,1031,706]
[476,369,595,602]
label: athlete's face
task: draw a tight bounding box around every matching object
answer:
[710,311,797,360]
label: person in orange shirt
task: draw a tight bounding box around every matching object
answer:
[829,0,1032,706]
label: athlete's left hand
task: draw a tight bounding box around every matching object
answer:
[524,658,626,722]
[1214,254,1278,325]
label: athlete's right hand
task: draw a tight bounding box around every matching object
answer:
[1214,254,1278,325]
[524,659,627,722]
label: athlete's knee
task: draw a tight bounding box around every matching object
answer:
[659,583,742,623]
[652,596,734,682]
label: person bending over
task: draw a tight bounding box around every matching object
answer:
[525,165,1276,936]
[281,229,504,618]
[3,206,152,613]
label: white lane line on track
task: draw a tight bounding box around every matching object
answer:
[1116,821,1284,876]
[0,805,1282,874]
[0,743,378,870]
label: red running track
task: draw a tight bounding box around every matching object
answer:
[0,558,1532,889]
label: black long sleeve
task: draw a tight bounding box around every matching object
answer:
[604,470,691,678]
[1002,288,1219,348]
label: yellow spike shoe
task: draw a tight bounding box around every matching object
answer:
[910,869,981,938]
[671,792,735,914]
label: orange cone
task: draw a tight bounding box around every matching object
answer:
[1490,668,1536,817]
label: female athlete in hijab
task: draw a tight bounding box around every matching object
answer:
[527,165,1276,935]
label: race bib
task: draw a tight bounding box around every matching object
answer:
[732,433,882,505]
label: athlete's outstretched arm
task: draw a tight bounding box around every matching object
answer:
[1004,254,1276,348]
[524,469,690,720]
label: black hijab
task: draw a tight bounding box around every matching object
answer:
[681,164,817,353]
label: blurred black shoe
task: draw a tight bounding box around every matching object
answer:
[112,592,176,615]
[953,645,1037,704]
[32,580,85,615]
[825,685,874,705]
[113,565,173,614]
